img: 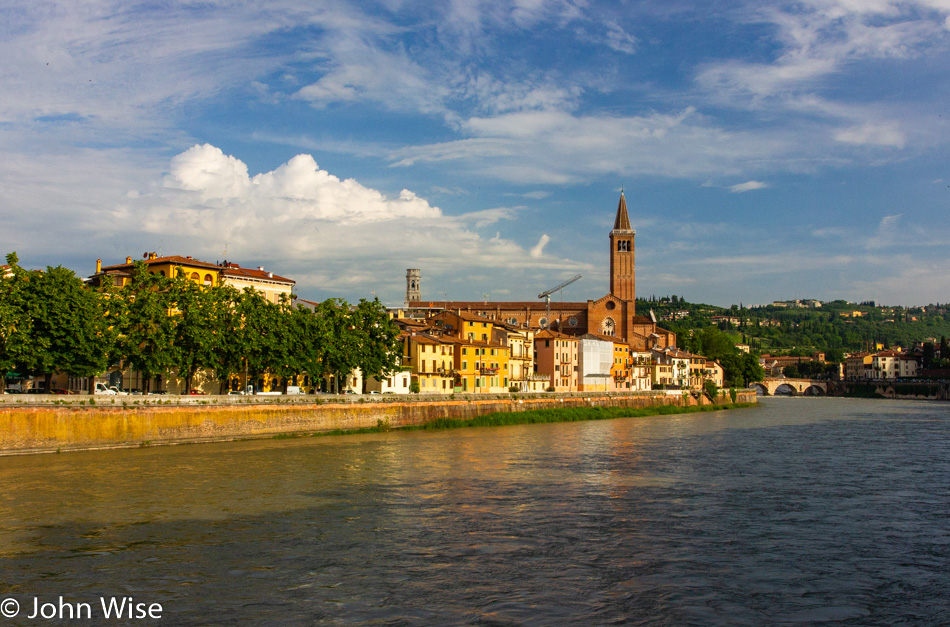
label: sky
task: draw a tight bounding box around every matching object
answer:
[2,0,950,308]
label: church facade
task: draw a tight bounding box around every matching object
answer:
[407,193,674,351]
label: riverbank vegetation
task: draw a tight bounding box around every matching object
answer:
[296,401,756,439]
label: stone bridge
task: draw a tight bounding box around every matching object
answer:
[750,378,828,396]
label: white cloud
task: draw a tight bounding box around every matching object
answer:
[834,122,906,148]
[530,234,551,257]
[604,21,637,54]
[866,213,903,248]
[112,145,588,299]
[730,180,770,193]
[163,144,441,225]
[390,107,807,182]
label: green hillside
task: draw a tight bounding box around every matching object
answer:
[640,297,950,361]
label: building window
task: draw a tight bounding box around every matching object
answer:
[190,272,199,280]
[204,274,213,286]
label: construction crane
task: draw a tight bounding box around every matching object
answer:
[538,274,582,328]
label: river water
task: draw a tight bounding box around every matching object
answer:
[1,397,948,625]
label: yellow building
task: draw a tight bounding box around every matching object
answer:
[611,339,631,390]
[451,338,510,393]
[404,333,457,393]
[427,311,510,393]
[495,323,543,392]
[91,253,221,288]
[219,262,295,304]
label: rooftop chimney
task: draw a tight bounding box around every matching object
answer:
[125,256,132,264]
[96,259,102,273]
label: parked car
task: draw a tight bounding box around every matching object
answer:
[188,390,206,395]
[109,386,130,396]
[94,383,117,395]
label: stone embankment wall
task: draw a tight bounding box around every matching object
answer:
[831,380,950,400]
[0,390,757,455]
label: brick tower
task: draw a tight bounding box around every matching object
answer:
[609,192,636,311]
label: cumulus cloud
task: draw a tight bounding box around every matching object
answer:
[120,145,588,300]
[164,144,441,224]
[730,180,770,193]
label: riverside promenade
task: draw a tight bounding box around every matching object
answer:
[0,390,756,455]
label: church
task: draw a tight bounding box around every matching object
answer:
[406,192,675,351]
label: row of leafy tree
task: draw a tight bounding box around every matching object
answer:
[0,254,401,393]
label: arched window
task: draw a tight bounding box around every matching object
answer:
[204,274,213,286]
[190,272,199,280]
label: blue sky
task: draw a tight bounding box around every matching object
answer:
[2,0,949,308]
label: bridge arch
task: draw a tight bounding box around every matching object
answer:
[749,382,769,396]
[803,385,825,396]
[773,383,799,396]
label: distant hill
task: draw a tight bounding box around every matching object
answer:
[639,297,950,360]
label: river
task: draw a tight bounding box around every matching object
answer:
[0,397,948,625]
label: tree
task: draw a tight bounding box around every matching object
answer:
[118,262,177,393]
[315,298,361,393]
[288,302,329,392]
[208,284,246,393]
[236,288,282,390]
[0,253,31,378]
[16,265,114,391]
[169,274,222,394]
[350,297,402,382]
[267,297,304,392]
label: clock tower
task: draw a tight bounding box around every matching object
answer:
[609,192,636,310]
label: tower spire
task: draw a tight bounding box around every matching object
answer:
[613,191,631,231]
[609,191,636,308]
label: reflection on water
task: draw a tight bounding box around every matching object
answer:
[1,398,948,624]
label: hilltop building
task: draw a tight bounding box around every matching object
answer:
[406,193,674,351]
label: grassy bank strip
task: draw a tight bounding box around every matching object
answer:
[278,402,756,440]
[409,402,755,431]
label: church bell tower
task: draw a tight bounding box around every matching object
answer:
[405,269,421,306]
[609,192,636,310]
